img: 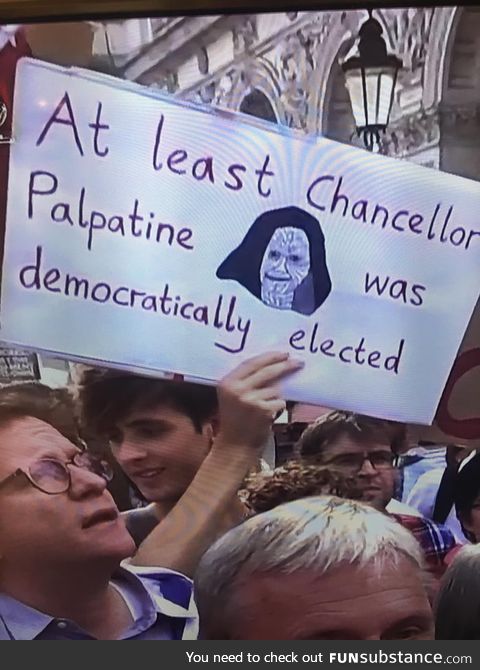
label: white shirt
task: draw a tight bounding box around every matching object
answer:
[0,564,198,640]
[406,467,467,543]
[386,498,422,517]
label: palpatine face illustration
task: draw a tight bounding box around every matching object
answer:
[216,206,332,317]
[260,227,311,310]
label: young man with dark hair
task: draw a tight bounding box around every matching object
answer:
[77,368,249,545]
[0,352,302,639]
[296,410,459,578]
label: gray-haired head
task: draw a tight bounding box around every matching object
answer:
[435,544,480,640]
[195,495,425,638]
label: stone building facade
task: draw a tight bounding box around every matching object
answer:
[93,6,480,182]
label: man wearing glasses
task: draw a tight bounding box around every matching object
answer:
[0,352,301,639]
[296,411,459,579]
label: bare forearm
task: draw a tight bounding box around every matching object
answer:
[131,351,298,575]
[131,439,255,575]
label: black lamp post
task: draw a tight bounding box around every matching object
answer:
[342,9,402,151]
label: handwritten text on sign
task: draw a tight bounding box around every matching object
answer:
[1,59,480,423]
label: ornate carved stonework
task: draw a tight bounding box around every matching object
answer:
[153,70,180,95]
[380,7,435,116]
[185,12,336,130]
[184,67,242,107]
[211,69,243,106]
[126,7,470,157]
[379,107,440,157]
[270,13,334,130]
[232,16,259,55]
[150,12,337,131]
[386,8,435,71]
[192,83,212,105]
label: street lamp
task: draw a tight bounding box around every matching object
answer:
[342,10,402,151]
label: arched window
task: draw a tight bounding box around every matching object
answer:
[239,89,278,123]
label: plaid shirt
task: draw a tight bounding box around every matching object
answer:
[391,513,459,578]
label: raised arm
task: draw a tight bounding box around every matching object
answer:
[131,352,303,575]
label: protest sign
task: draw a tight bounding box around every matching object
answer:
[1,58,479,424]
[0,346,40,383]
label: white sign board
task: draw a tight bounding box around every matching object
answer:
[2,58,480,424]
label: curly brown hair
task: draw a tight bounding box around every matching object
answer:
[240,460,364,515]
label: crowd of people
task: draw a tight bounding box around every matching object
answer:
[0,351,478,640]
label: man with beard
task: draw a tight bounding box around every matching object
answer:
[296,410,458,578]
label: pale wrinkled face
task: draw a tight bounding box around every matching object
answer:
[260,227,310,306]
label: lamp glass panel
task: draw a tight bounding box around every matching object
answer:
[376,70,396,125]
[344,69,367,127]
[344,67,396,128]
